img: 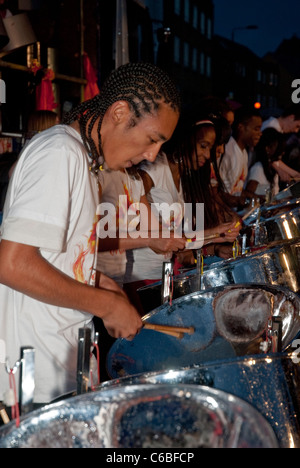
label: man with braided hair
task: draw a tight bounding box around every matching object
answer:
[0,62,181,406]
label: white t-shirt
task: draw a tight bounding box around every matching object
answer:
[247,162,279,196]
[0,125,99,403]
[124,153,184,282]
[219,137,249,196]
[261,117,283,133]
[97,169,145,286]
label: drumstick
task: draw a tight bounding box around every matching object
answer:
[145,324,195,334]
[242,206,258,221]
[0,404,10,425]
[143,322,195,339]
[204,233,223,240]
[144,328,184,339]
[187,233,222,243]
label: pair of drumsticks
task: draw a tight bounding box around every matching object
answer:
[143,321,195,339]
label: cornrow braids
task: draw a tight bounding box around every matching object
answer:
[63,62,181,174]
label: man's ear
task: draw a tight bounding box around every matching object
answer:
[237,122,244,133]
[110,100,131,125]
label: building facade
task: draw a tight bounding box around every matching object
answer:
[0,0,295,136]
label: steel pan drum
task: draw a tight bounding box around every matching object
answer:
[101,353,300,448]
[0,384,278,448]
[241,181,300,227]
[274,181,300,201]
[108,284,300,378]
[138,240,300,313]
[244,206,300,247]
[242,198,300,227]
[261,198,300,219]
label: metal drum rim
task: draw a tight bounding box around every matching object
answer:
[0,382,279,449]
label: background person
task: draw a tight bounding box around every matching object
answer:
[219,107,262,208]
[245,128,285,200]
[261,104,300,134]
[97,167,186,288]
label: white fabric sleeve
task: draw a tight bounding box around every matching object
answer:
[1,143,81,252]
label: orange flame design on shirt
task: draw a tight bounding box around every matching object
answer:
[232,168,246,194]
[114,182,134,228]
[73,215,99,283]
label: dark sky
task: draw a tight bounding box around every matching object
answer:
[213,0,300,57]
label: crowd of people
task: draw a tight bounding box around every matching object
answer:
[0,61,300,413]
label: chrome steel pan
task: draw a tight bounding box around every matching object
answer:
[138,240,300,313]
[0,384,278,448]
[108,284,300,378]
[261,198,300,219]
[274,181,300,201]
[245,206,300,246]
[242,198,300,227]
[101,353,300,448]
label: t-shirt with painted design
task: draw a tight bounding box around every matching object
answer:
[97,169,145,286]
[0,124,99,404]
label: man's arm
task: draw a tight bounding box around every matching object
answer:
[0,239,142,339]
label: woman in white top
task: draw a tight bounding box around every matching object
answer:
[246,128,285,200]
[97,167,186,287]
[97,169,145,286]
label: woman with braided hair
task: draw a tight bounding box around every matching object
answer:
[0,62,181,407]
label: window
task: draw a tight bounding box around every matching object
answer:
[200,52,205,75]
[269,73,278,86]
[183,42,189,67]
[174,35,181,63]
[200,12,206,35]
[206,56,211,77]
[207,18,212,39]
[174,0,181,15]
[235,62,246,77]
[192,47,198,71]
[192,5,198,29]
[184,0,190,22]
[257,69,262,82]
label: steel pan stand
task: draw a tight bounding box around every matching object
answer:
[161,261,174,304]
[77,327,91,395]
[18,347,35,416]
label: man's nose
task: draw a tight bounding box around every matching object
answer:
[143,147,160,163]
